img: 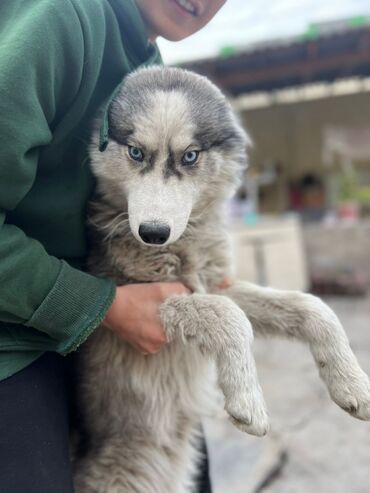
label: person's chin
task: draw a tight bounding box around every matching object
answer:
[160,26,197,41]
[163,33,189,41]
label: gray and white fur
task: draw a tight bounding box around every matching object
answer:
[73,67,370,493]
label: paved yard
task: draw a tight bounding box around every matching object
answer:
[205,296,370,493]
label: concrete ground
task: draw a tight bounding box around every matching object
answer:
[205,296,370,493]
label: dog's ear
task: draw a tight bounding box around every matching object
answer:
[232,123,252,175]
[241,129,253,171]
[228,105,253,172]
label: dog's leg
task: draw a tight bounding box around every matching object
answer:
[160,293,269,436]
[222,281,370,420]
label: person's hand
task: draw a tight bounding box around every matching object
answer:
[102,282,190,354]
[216,277,233,290]
[210,277,233,293]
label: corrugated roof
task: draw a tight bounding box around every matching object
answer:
[179,18,370,96]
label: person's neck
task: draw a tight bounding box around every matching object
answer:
[144,25,158,42]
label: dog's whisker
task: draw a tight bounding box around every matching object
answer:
[98,211,129,231]
[102,218,130,243]
[188,200,219,223]
[89,211,129,235]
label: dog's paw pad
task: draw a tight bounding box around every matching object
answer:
[337,396,370,420]
[228,410,269,437]
[227,409,252,426]
[225,395,269,437]
[324,366,370,421]
[339,391,370,421]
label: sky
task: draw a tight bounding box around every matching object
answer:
[158,0,370,64]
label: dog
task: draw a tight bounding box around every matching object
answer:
[73,67,370,493]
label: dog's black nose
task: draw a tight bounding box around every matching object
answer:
[139,223,170,245]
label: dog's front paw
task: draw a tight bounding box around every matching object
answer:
[320,363,370,420]
[300,295,370,421]
[225,386,269,437]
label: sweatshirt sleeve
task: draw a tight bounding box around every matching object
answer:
[0,1,116,354]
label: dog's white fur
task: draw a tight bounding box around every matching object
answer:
[73,67,370,493]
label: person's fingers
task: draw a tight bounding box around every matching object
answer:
[158,281,191,299]
[140,342,163,354]
[136,324,168,353]
[216,277,233,290]
[176,282,192,294]
[129,340,160,354]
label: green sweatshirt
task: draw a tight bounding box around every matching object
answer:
[0,0,161,380]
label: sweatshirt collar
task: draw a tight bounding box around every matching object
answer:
[108,0,155,66]
[99,0,162,152]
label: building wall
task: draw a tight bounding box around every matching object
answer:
[303,220,370,280]
[241,91,370,212]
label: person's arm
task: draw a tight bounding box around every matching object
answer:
[0,1,118,354]
[0,1,190,357]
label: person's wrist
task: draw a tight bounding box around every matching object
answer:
[102,285,127,331]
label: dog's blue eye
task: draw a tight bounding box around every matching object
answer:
[128,146,144,162]
[182,151,199,165]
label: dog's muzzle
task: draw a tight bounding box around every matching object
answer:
[139,222,171,245]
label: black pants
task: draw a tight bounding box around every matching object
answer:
[0,352,212,492]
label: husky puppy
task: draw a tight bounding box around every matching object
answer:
[74,67,370,493]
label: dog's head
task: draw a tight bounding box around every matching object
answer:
[90,67,249,246]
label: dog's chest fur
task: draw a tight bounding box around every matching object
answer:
[87,200,232,292]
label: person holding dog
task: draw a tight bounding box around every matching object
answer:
[0,0,226,491]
